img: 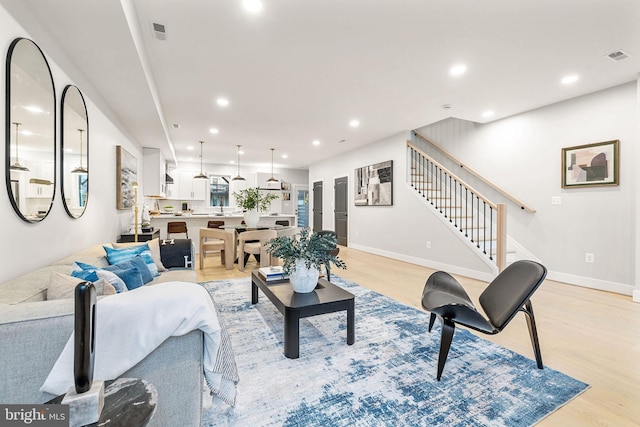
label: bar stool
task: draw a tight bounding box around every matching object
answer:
[167,221,188,239]
[207,220,224,229]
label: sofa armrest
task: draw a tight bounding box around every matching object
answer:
[0,302,204,427]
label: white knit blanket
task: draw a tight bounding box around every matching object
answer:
[40,281,237,404]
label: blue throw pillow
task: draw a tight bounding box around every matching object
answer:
[70,270,100,283]
[102,256,153,284]
[73,262,128,293]
[110,267,144,290]
[138,250,159,277]
[103,244,147,265]
[103,245,159,277]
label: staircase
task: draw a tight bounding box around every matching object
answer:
[407,141,507,271]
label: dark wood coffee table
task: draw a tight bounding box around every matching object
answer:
[251,270,355,358]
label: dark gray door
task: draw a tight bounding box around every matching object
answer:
[334,176,348,246]
[313,181,323,232]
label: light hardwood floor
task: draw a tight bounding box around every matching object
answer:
[196,246,640,426]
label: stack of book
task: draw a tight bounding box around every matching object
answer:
[257,266,289,281]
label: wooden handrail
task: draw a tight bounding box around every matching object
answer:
[412,130,536,213]
[407,141,497,210]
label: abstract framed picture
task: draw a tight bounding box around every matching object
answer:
[116,146,137,209]
[354,160,393,206]
[562,140,619,188]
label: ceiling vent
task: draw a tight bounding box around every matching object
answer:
[153,22,166,41]
[606,50,630,62]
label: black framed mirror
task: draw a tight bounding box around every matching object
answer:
[5,38,56,223]
[61,85,88,218]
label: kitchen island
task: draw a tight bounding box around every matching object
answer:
[150,213,296,239]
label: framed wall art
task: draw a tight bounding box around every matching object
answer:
[562,140,619,188]
[116,146,137,209]
[354,160,393,206]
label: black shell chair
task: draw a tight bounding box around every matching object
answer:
[421,260,547,380]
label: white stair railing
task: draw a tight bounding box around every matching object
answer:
[407,141,507,271]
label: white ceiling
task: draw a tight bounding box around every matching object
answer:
[10,0,640,170]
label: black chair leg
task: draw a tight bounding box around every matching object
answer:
[428,313,436,332]
[522,300,543,369]
[437,319,455,381]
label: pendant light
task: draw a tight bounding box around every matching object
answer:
[71,128,88,174]
[232,144,246,181]
[9,122,29,172]
[267,148,278,182]
[193,140,208,179]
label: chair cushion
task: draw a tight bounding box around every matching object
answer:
[479,260,546,330]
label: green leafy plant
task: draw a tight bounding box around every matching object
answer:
[266,227,346,274]
[233,187,278,212]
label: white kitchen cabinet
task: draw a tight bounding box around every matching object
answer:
[177,169,207,201]
[142,148,166,197]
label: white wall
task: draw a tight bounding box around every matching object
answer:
[309,132,495,281]
[0,4,143,283]
[416,82,637,294]
[310,81,638,294]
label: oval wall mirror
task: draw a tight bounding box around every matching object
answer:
[5,38,56,223]
[61,85,88,218]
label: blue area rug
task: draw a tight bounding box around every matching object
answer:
[201,276,588,426]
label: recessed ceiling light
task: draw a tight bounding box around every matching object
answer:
[243,0,263,13]
[312,140,321,146]
[349,120,360,128]
[561,74,579,85]
[209,128,219,134]
[187,157,194,162]
[229,160,234,164]
[186,145,194,151]
[449,64,467,76]
[216,97,229,107]
[238,150,244,155]
[482,110,495,118]
[282,154,288,159]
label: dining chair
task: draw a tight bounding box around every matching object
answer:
[167,221,188,239]
[238,229,277,271]
[199,228,236,270]
[420,260,547,380]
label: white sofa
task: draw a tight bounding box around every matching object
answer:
[0,242,205,426]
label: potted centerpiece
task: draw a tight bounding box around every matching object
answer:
[233,187,278,227]
[266,227,346,293]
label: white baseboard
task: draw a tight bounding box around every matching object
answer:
[348,243,497,283]
[546,271,634,296]
[347,242,636,297]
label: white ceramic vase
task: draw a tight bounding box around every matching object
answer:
[243,210,261,228]
[289,259,319,293]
